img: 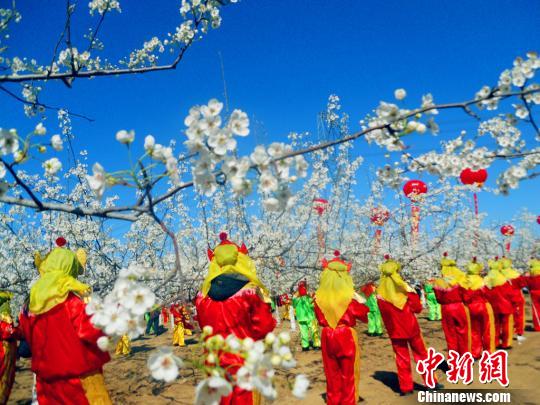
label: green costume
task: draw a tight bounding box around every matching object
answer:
[424,283,441,321]
[292,291,321,350]
[365,293,384,335]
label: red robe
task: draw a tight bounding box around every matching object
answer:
[195,287,276,405]
[378,292,432,393]
[314,299,368,405]
[506,276,527,335]
[0,320,18,404]
[461,287,495,358]
[483,282,514,348]
[161,307,169,325]
[433,285,471,355]
[527,275,540,331]
[19,293,110,405]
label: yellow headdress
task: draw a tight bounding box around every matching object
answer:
[530,258,540,276]
[434,253,467,288]
[484,257,507,288]
[465,258,484,290]
[376,255,413,310]
[29,238,90,315]
[0,291,13,321]
[201,233,267,297]
[499,257,520,280]
[315,251,356,328]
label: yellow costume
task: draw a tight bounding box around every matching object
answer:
[115,335,131,356]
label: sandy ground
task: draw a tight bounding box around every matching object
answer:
[9,305,540,405]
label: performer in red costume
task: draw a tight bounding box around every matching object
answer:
[461,258,495,358]
[527,258,540,331]
[313,251,368,405]
[499,257,527,340]
[0,291,18,405]
[161,306,170,327]
[195,232,276,405]
[433,253,471,355]
[19,238,111,405]
[483,257,514,349]
[377,255,438,396]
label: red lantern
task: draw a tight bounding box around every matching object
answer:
[313,198,329,216]
[313,198,329,251]
[403,180,427,200]
[501,224,515,253]
[370,207,390,255]
[403,180,427,250]
[370,207,390,226]
[537,215,540,225]
[459,168,488,186]
[500,225,515,236]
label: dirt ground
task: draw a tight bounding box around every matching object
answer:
[9,305,540,405]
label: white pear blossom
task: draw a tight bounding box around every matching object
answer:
[228,109,250,136]
[195,377,232,405]
[96,336,110,352]
[147,348,183,383]
[144,135,155,152]
[116,129,135,144]
[51,134,63,151]
[34,123,46,135]
[123,286,155,316]
[292,374,310,399]
[86,163,107,198]
[0,128,20,155]
[394,88,407,100]
[43,157,62,175]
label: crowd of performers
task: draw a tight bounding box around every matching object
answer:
[0,232,539,405]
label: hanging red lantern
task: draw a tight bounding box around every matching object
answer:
[313,198,329,216]
[370,207,390,226]
[460,168,488,250]
[403,180,428,200]
[403,180,427,250]
[313,198,329,251]
[370,207,390,255]
[459,168,488,186]
[500,225,515,236]
[501,224,515,253]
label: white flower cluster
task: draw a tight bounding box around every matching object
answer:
[58,47,91,70]
[127,37,164,69]
[191,327,305,404]
[475,52,539,112]
[478,116,524,154]
[326,94,341,125]
[185,98,307,210]
[88,0,121,16]
[21,84,43,117]
[86,263,156,349]
[361,93,433,152]
[496,147,540,194]
[376,164,405,188]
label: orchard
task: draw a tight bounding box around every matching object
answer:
[0,1,539,404]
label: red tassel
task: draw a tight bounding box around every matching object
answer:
[239,243,249,254]
[207,248,214,261]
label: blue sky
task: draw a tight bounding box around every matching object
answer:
[3,0,540,231]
